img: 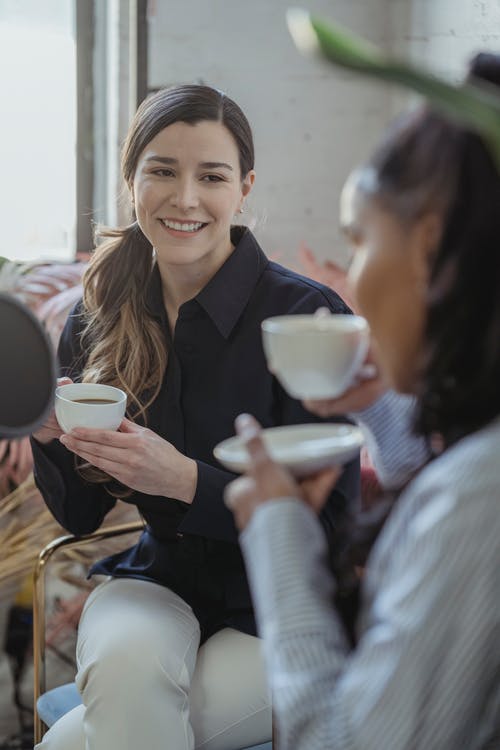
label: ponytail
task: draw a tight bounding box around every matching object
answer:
[77,222,167,493]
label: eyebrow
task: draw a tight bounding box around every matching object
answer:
[145,156,233,171]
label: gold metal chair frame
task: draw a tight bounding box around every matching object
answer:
[32,520,144,744]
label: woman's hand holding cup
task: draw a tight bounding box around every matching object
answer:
[303,344,387,417]
[261,305,387,418]
[32,377,73,444]
[300,307,387,417]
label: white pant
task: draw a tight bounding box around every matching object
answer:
[36,577,271,750]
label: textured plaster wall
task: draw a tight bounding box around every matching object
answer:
[148,0,392,267]
[147,0,500,267]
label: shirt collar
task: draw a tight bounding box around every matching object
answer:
[195,226,269,338]
[146,227,269,339]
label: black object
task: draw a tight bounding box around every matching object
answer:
[4,605,33,734]
[0,729,34,750]
[0,293,56,438]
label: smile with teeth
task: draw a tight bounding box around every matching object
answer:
[161,219,207,232]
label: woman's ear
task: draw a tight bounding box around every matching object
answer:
[241,170,256,199]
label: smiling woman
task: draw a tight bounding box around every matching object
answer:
[29,84,359,750]
[131,120,254,290]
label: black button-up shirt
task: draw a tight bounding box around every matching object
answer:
[32,227,359,640]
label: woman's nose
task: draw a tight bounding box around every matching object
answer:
[169,179,199,211]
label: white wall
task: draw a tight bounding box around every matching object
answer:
[386,0,500,159]
[147,0,500,269]
[148,0,392,268]
[390,0,500,80]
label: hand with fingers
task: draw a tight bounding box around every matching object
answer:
[58,417,198,502]
[224,413,342,531]
[303,309,388,417]
[303,345,387,417]
[31,376,74,444]
[4,435,33,485]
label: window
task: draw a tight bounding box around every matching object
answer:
[0,0,76,262]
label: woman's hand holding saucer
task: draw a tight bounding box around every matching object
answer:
[224,414,341,531]
[59,418,198,502]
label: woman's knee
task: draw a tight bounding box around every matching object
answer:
[35,704,86,750]
[76,578,200,692]
[190,629,272,750]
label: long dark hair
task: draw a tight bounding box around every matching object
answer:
[357,62,500,447]
[333,54,500,642]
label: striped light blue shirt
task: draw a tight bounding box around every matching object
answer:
[241,396,500,749]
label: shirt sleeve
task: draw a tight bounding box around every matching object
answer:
[31,304,117,535]
[178,459,240,542]
[351,390,432,490]
[241,491,499,750]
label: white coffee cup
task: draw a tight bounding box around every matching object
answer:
[261,314,370,399]
[55,383,127,433]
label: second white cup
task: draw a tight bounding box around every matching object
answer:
[261,314,369,400]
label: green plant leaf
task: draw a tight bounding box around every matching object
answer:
[287,8,500,169]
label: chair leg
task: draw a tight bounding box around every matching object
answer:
[33,535,54,744]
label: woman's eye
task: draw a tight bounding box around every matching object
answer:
[152,168,174,177]
[201,174,223,183]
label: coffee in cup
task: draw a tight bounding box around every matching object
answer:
[261,314,369,400]
[55,383,127,433]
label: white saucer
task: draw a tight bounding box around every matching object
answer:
[213,423,364,478]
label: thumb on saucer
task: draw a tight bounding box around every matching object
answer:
[235,413,272,472]
[314,306,331,318]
